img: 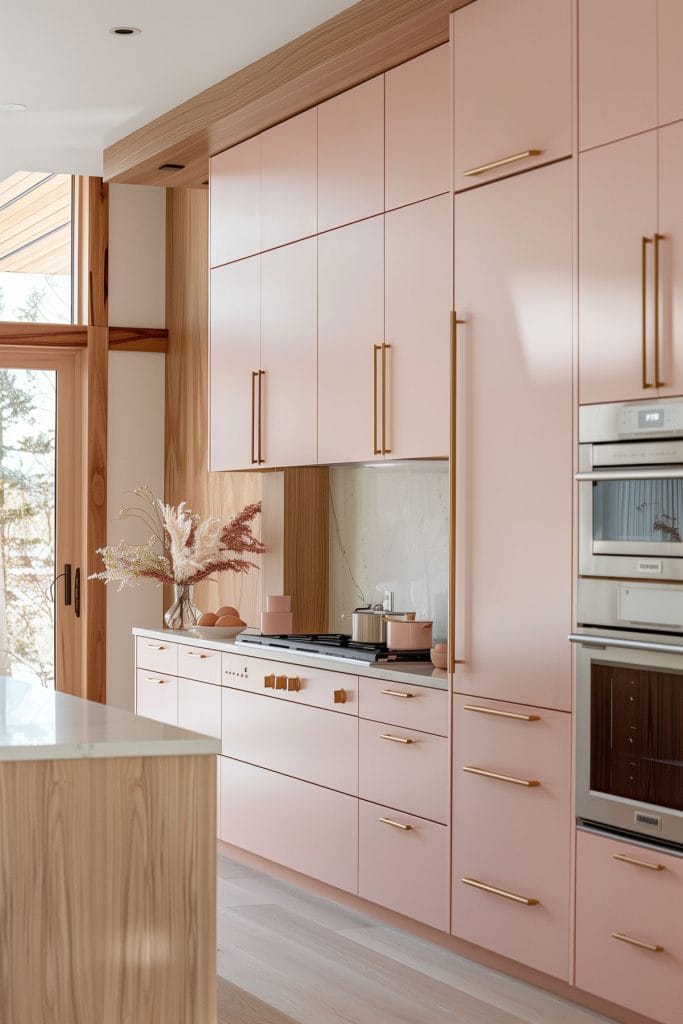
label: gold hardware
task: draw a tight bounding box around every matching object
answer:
[449,311,466,675]
[462,877,539,906]
[184,651,208,659]
[257,369,265,464]
[380,688,414,699]
[463,149,542,177]
[251,370,258,464]
[145,676,169,684]
[381,342,391,455]
[287,676,301,692]
[463,704,541,722]
[264,674,275,689]
[380,733,414,744]
[642,236,655,389]
[463,766,540,787]
[145,644,166,650]
[373,345,381,455]
[333,688,347,704]
[613,853,665,872]
[611,932,663,953]
[655,233,665,386]
[379,817,413,831]
[275,675,287,690]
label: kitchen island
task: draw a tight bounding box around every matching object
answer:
[0,677,220,1024]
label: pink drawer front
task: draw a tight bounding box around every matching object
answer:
[135,668,177,726]
[576,829,683,1024]
[178,677,221,739]
[222,687,357,795]
[359,677,447,736]
[359,800,449,931]
[219,756,358,893]
[136,635,178,675]
[177,643,222,685]
[222,652,358,714]
[358,719,448,824]
[451,695,571,980]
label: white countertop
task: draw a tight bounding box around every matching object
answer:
[133,627,449,690]
[0,677,221,762]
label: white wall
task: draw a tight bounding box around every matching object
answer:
[108,184,166,329]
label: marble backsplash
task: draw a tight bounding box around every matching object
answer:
[328,461,449,641]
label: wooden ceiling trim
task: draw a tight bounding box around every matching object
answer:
[104,0,467,188]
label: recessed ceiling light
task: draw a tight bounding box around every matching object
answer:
[158,163,186,171]
[0,103,27,112]
[109,26,141,36]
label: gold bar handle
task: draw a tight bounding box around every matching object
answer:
[380,688,414,699]
[183,651,208,659]
[379,817,413,831]
[257,369,265,464]
[463,704,541,722]
[381,342,391,455]
[611,932,664,953]
[613,853,665,872]
[145,643,166,650]
[287,676,301,692]
[462,877,539,906]
[463,149,542,178]
[463,765,541,788]
[655,233,665,386]
[145,676,169,684]
[450,311,465,675]
[380,733,414,744]
[251,370,258,464]
[642,236,655,390]
[264,674,275,689]
[373,345,381,455]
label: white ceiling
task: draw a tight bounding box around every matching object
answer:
[0,0,358,180]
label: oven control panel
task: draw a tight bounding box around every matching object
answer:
[618,402,683,436]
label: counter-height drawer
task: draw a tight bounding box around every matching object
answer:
[178,677,221,739]
[359,800,449,931]
[136,668,178,726]
[358,719,448,824]
[177,644,222,685]
[222,687,358,794]
[136,636,178,676]
[575,829,683,1024]
[359,678,447,736]
[219,757,358,894]
[222,652,358,714]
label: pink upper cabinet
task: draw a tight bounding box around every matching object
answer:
[317,76,384,233]
[659,0,683,127]
[452,0,571,191]
[658,121,683,399]
[260,108,317,251]
[209,136,260,267]
[578,0,657,152]
[385,45,451,210]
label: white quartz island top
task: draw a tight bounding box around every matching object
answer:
[0,676,221,761]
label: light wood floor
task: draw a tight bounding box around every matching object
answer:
[216,853,618,1024]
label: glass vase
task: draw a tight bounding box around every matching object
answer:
[164,583,200,631]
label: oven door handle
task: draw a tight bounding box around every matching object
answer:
[576,469,683,481]
[569,633,683,655]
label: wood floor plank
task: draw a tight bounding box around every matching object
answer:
[217,872,374,932]
[218,976,299,1024]
[217,853,260,881]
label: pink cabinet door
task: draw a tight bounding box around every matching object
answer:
[219,757,358,893]
[136,669,178,726]
[453,162,572,711]
[209,257,260,471]
[358,800,449,931]
[578,132,658,405]
[222,653,359,715]
[136,636,178,676]
[385,45,451,210]
[578,0,657,152]
[177,677,221,739]
[575,829,683,1024]
[384,194,451,460]
[358,719,448,824]
[317,216,384,464]
[260,238,317,466]
[452,0,571,191]
[317,76,384,233]
[209,136,260,267]
[659,0,683,127]
[177,644,222,685]
[657,121,683,399]
[359,678,448,737]
[260,109,317,251]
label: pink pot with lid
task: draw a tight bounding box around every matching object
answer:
[384,613,433,651]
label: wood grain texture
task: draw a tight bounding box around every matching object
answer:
[218,977,298,1024]
[104,0,469,188]
[88,178,109,328]
[0,324,168,351]
[284,468,329,631]
[0,755,216,1024]
[108,326,169,352]
[85,325,108,702]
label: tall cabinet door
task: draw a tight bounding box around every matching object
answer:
[318,216,384,465]
[385,195,451,460]
[578,132,658,405]
[209,257,260,471]
[659,0,683,127]
[453,162,572,712]
[657,122,683,399]
[260,109,317,251]
[260,239,317,466]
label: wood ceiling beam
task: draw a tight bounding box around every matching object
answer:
[103,0,467,189]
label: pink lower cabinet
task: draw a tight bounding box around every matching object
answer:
[220,757,358,893]
[135,669,178,727]
[451,696,571,980]
[359,678,448,737]
[575,829,683,1024]
[222,652,358,714]
[358,719,448,824]
[177,677,221,739]
[358,801,449,931]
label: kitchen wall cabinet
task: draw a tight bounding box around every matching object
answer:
[209,135,260,267]
[656,120,683,398]
[260,109,317,251]
[451,0,571,191]
[317,77,384,233]
[452,161,572,711]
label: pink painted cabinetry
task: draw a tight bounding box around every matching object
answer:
[209,135,260,267]
[260,109,317,251]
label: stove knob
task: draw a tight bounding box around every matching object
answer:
[275,675,287,690]
[264,674,275,689]
[287,676,301,692]
[334,688,347,704]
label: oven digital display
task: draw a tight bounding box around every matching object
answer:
[638,408,665,429]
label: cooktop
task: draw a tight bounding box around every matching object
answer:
[234,632,431,664]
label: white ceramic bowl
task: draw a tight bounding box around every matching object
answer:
[191,625,244,640]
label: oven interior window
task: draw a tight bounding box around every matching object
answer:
[591,662,683,812]
[593,478,683,543]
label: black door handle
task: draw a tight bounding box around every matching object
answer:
[50,564,72,606]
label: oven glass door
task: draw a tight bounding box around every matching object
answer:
[592,474,683,557]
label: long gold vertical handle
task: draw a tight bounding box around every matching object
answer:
[251,371,258,464]
[611,932,664,953]
[449,312,465,675]
[655,233,665,387]
[642,236,654,390]
[373,345,381,455]
[381,342,391,454]
[257,370,265,464]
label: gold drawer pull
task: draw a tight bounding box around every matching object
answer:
[613,853,665,872]
[463,704,540,722]
[145,643,166,650]
[611,932,664,953]
[379,817,413,831]
[463,766,540,788]
[275,675,287,690]
[287,676,301,692]
[334,688,347,704]
[380,733,414,744]
[381,688,414,699]
[145,676,169,684]
[463,149,542,177]
[184,651,208,659]
[462,877,539,906]
[264,674,275,689]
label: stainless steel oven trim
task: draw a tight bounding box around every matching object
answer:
[577,469,683,480]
